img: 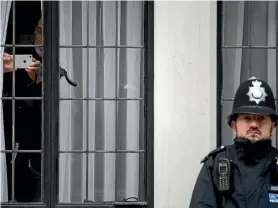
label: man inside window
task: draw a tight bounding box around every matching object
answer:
[2,17,42,202]
[189,77,278,207]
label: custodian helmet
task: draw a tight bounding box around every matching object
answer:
[228,77,278,127]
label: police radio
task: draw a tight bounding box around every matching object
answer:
[218,158,231,191]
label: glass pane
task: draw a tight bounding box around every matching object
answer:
[222,48,277,99]
[58,153,145,203]
[117,1,144,46]
[222,1,278,47]
[222,1,246,46]
[59,100,144,151]
[88,1,117,46]
[118,48,144,99]
[58,0,145,204]
[59,48,117,99]
[59,46,143,100]
[1,1,43,204]
[116,100,144,151]
[59,1,143,47]
[116,153,145,201]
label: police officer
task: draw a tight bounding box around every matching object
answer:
[189,77,278,207]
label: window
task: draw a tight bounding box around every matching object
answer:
[219,1,278,146]
[1,1,154,207]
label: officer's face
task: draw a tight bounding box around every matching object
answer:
[231,114,275,141]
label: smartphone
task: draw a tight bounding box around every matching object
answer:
[11,54,33,70]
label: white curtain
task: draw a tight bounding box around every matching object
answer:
[221,1,278,145]
[59,1,144,203]
[0,0,12,202]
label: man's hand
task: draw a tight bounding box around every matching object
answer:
[25,58,41,84]
[3,53,42,84]
[3,53,13,72]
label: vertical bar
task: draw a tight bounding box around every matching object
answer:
[141,1,145,201]
[43,1,59,207]
[41,1,45,202]
[86,0,90,202]
[276,2,278,146]
[266,2,277,146]
[11,1,16,202]
[248,1,252,77]
[144,1,154,207]
[217,1,223,147]
[114,0,119,202]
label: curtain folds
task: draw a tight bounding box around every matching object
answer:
[58,1,144,202]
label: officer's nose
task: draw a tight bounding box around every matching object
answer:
[250,119,259,128]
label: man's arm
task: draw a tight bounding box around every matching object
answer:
[189,158,220,208]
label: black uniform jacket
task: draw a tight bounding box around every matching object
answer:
[189,137,278,208]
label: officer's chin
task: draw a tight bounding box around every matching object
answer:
[245,134,262,141]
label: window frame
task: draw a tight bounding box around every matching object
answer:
[217,1,223,147]
[46,1,154,208]
[43,1,59,208]
[1,1,154,208]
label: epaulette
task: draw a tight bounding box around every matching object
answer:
[200,145,227,163]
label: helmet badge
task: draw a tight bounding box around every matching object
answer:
[247,80,268,104]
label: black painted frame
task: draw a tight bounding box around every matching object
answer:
[216,1,223,147]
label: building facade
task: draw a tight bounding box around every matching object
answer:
[1,1,277,208]
[155,1,278,207]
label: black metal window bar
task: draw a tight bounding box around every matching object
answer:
[218,1,278,147]
[217,1,223,147]
[1,1,153,208]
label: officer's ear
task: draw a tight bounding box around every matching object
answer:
[270,121,275,137]
[272,121,275,130]
[231,120,237,134]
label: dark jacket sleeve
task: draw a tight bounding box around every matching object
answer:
[189,158,220,208]
[3,70,42,98]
